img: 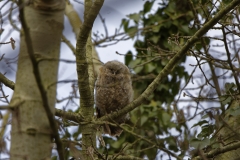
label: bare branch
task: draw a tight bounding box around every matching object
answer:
[0,73,15,90]
[222,27,240,91]
[55,108,84,123]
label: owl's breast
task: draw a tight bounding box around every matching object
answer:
[95,80,132,113]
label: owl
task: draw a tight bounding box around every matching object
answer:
[95,60,133,136]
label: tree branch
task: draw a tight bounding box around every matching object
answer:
[0,74,84,122]
[121,125,181,160]
[222,27,240,91]
[76,0,104,109]
[0,73,15,90]
[192,141,240,160]
[55,108,84,122]
[75,0,104,159]
[109,155,144,160]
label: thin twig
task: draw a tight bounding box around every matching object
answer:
[222,27,240,92]
[0,73,15,90]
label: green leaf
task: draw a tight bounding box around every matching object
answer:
[191,120,208,128]
[225,82,236,90]
[143,1,154,14]
[126,26,138,38]
[152,24,161,32]
[145,63,155,73]
[162,112,171,126]
[134,65,143,74]
[197,124,214,139]
[111,137,125,148]
[190,138,210,148]
[139,105,145,113]
[129,58,141,68]
[180,25,189,33]
[164,1,176,15]
[128,13,141,23]
[140,113,148,126]
[149,35,159,44]
[125,51,133,66]
[51,156,58,160]
[220,96,232,105]
[169,139,178,151]
[121,19,129,31]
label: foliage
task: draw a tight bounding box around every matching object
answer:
[98,0,240,159]
[102,0,197,158]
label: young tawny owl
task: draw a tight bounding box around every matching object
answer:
[95,60,133,136]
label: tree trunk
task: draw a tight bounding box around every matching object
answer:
[10,1,65,159]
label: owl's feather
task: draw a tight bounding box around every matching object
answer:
[95,61,133,136]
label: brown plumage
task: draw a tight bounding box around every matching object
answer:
[95,60,133,136]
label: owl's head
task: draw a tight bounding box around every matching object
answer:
[101,60,130,75]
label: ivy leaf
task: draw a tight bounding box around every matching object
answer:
[51,156,58,160]
[225,82,236,91]
[129,58,141,69]
[140,113,148,126]
[190,138,210,149]
[197,124,214,139]
[125,51,133,66]
[134,65,143,74]
[121,19,129,31]
[152,24,161,32]
[191,120,208,128]
[128,13,141,23]
[126,26,138,38]
[220,96,232,105]
[162,112,171,126]
[143,1,154,14]
[145,63,155,73]
[149,35,159,44]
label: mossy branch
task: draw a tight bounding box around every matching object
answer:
[75,0,104,159]
[55,108,84,122]
[75,0,104,110]
[192,141,240,160]
[0,73,15,90]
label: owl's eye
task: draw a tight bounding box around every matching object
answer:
[114,69,122,75]
[109,68,121,75]
[107,69,114,74]
[109,69,115,74]
[115,70,120,74]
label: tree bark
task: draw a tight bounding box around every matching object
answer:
[10,1,65,159]
[75,0,104,159]
[213,98,240,160]
[65,1,102,76]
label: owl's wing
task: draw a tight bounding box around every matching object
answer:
[96,101,113,134]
